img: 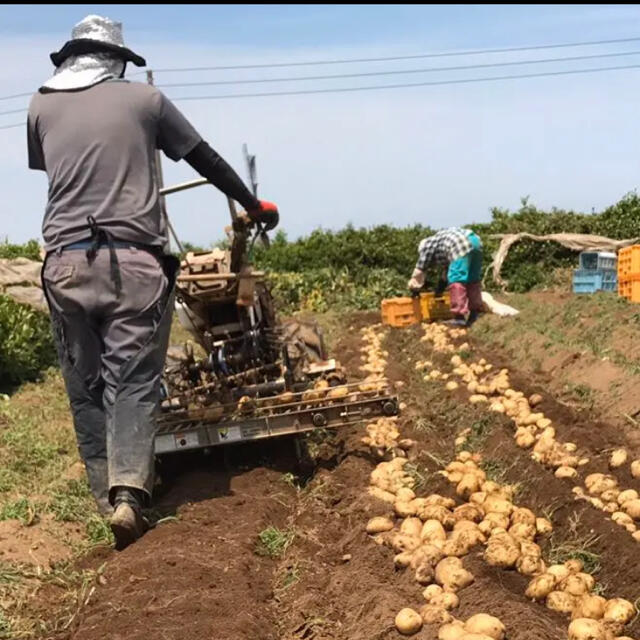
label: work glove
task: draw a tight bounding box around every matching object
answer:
[407,268,425,293]
[246,200,279,232]
[434,278,448,297]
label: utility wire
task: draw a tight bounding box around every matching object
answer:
[1,61,638,127]
[156,49,640,88]
[0,91,33,103]
[0,122,25,130]
[169,63,640,101]
[151,36,640,73]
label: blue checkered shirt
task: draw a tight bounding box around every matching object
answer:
[416,228,474,271]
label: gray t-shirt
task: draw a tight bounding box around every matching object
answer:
[27,80,202,251]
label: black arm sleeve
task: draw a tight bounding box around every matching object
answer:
[184,140,259,212]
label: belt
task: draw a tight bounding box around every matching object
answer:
[61,217,164,298]
[62,239,162,254]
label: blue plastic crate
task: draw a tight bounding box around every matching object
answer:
[572,268,617,294]
[578,251,617,271]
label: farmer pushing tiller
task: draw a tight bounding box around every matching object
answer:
[27,14,279,550]
[27,14,399,553]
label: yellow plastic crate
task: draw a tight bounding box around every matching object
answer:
[420,291,452,322]
[381,296,421,327]
[618,245,640,279]
[618,276,640,303]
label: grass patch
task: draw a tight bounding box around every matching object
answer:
[459,416,494,452]
[403,462,431,492]
[48,479,92,523]
[255,526,295,559]
[274,561,301,596]
[0,497,38,526]
[548,512,601,574]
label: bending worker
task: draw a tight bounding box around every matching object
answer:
[27,15,279,550]
[408,227,483,327]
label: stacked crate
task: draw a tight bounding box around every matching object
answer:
[572,251,617,294]
[618,245,640,303]
[381,292,452,327]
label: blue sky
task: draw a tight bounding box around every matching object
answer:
[1,4,640,247]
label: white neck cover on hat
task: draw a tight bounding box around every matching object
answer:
[42,52,125,91]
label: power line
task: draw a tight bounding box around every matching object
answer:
[152,36,640,73]
[0,106,28,117]
[169,63,640,101]
[157,49,640,89]
[0,122,25,130]
[0,91,33,103]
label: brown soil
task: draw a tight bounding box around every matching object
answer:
[39,311,640,640]
[0,517,80,566]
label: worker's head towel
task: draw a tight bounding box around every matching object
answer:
[43,15,146,91]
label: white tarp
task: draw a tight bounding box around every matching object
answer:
[489,233,640,288]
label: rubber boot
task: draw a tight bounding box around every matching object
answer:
[110,487,149,551]
[466,310,479,327]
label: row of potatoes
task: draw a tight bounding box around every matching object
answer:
[441,455,637,640]
[420,324,640,544]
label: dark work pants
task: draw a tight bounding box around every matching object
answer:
[42,246,176,513]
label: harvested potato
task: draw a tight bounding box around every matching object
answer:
[600,489,621,503]
[438,621,466,640]
[425,494,457,509]
[617,489,639,505]
[536,518,553,535]
[401,517,424,538]
[562,573,593,597]
[464,613,506,640]
[572,594,607,620]
[609,448,628,469]
[547,590,577,614]
[565,559,584,574]
[509,523,536,540]
[446,381,459,391]
[453,504,484,523]
[612,512,635,528]
[415,559,436,585]
[556,466,578,479]
[395,608,423,635]
[526,574,557,601]
[483,495,514,516]
[568,618,607,640]
[435,557,474,591]
[368,487,396,503]
[603,598,635,624]
[484,542,520,568]
[411,544,444,569]
[457,473,482,498]
[395,501,418,518]
[366,517,394,534]
[389,533,422,554]
[547,564,570,582]
[631,459,640,479]
[623,499,640,520]
[529,393,543,407]
[418,604,452,625]
[421,520,447,543]
[516,555,544,576]
[397,488,417,502]
[394,552,414,569]
[510,507,536,526]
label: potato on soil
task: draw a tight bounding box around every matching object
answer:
[435,557,474,591]
[395,608,423,635]
[464,613,506,639]
[516,555,545,576]
[394,552,414,569]
[438,621,466,640]
[510,507,536,526]
[572,594,607,620]
[609,448,628,469]
[547,591,577,614]
[529,393,543,406]
[561,573,594,597]
[422,520,447,542]
[536,517,553,535]
[419,604,452,625]
[618,489,639,505]
[564,559,584,573]
[526,574,556,600]
[366,516,394,534]
[623,499,640,520]
[412,544,445,569]
[631,459,640,479]
[401,517,424,538]
[568,618,607,640]
[603,598,635,625]
[547,564,571,582]
[389,532,422,553]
